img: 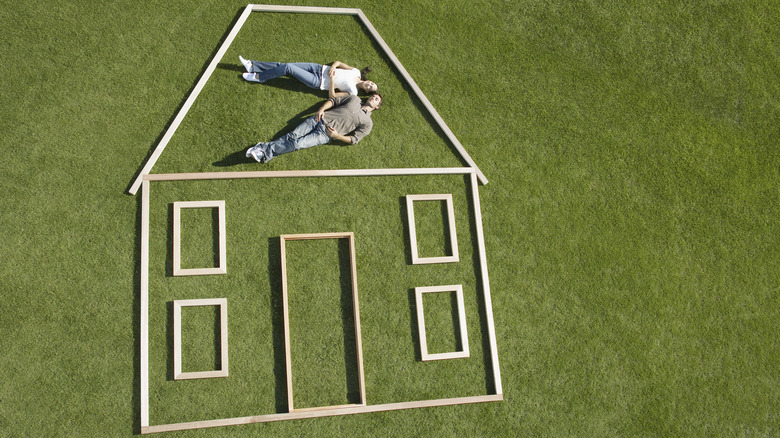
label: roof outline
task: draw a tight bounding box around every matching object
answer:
[127,3,488,196]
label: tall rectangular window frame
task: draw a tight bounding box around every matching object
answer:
[279,232,366,412]
[172,200,227,276]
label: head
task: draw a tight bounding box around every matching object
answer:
[360,66,372,80]
[360,80,378,93]
[359,67,378,94]
[365,93,383,110]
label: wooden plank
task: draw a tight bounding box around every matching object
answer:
[220,300,229,377]
[250,4,361,15]
[279,236,293,411]
[470,173,502,394]
[141,394,503,434]
[406,194,459,264]
[292,403,364,413]
[415,285,470,361]
[172,201,227,276]
[173,298,229,380]
[279,232,366,409]
[355,11,488,185]
[127,4,254,195]
[172,301,182,378]
[140,180,150,427]
[280,232,353,241]
[143,167,475,182]
[348,233,366,405]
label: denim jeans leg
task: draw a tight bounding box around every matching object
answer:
[286,63,323,89]
[262,117,329,161]
[250,62,322,89]
[291,122,330,151]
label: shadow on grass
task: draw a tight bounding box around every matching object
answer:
[267,237,287,412]
[166,302,174,380]
[164,204,222,272]
[165,303,222,380]
[407,289,422,361]
[166,204,173,276]
[464,174,500,394]
[407,290,465,360]
[338,238,362,405]
[352,15,469,167]
[399,197,413,265]
[213,101,325,167]
[451,290,465,351]
[213,148,253,167]
[217,65,320,96]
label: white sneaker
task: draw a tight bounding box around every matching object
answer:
[238,55,252,73]
[246,145,266,163]
[242,72,260,83]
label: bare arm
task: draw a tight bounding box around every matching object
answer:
[328,61,349,99]
[326,126,353,144]
[327,72,349,98]
[314,99,334,121]
[330,60,355,70]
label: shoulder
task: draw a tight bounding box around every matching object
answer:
[330,95,347,106]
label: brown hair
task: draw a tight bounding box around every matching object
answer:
[360,66,372,81]
[371,92,383,110]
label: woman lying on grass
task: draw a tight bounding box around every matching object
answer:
[239,57,378,97]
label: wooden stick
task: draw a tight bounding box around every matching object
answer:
[406,194,459,264]
[140,181,150,427]
[415,285,470,361]
[172,201,227,276]
[279,236,293,411]
[355,10,488,185]
[470,173,502,394]
[250,4,361,14]
[173,299,229,380]
[143,168,474,182]
[128,4,254,195]
[279,233,366,409]
[348,233,367,404]
[141,394,503,434]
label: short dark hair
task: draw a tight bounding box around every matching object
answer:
[371,92,383,109]
[360,66,372,81]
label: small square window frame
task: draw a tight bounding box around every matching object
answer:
[173,200,227,276]
[415,285,470,361]
[406,194,459,264]
[173,298,229,380]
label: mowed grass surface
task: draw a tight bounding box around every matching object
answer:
[1,0,777,436]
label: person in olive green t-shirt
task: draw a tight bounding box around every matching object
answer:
[246,94,383,163]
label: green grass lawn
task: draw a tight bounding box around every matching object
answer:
[1,0,778,436]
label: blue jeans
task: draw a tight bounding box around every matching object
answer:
[259,117,330,161]
[249,61,323,89]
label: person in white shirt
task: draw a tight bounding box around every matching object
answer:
[238,57,378,97]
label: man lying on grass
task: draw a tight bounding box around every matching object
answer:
[246,93,383,163]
